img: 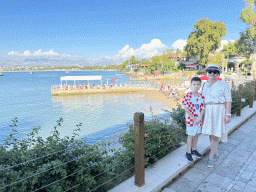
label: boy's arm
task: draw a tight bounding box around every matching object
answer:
[199,109,205,120]
[183,106,195,119]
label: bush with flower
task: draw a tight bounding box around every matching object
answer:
[0,118,131,192]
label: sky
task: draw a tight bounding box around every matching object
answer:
[0,0,250,66]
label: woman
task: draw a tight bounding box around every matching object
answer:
[202,64,232,168]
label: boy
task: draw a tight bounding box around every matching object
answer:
[181,77,205,162]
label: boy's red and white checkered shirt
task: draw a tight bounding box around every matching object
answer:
[181,92,205,127]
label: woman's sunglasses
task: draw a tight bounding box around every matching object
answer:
[207,70,219,74]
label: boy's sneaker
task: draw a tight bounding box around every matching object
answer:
[191,149,203,158]
[207,158,214,168]
[185,152,194,162]
[213,152,219,160]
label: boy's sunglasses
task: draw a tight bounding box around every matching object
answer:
[207,70,219,74]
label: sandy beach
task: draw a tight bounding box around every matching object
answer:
[138,89,186,110]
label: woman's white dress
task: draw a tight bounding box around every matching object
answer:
[202,80,232,142]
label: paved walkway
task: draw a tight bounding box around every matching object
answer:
[161,113,256,192]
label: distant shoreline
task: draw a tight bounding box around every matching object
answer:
[0,70,122,72]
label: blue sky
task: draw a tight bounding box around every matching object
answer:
[0,0,249,66]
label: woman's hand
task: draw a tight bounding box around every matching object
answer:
[194,117,201,124]
[224,115,231,124]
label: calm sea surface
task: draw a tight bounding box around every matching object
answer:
[0,71,172,147]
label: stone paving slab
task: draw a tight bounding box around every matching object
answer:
[161,111,256,192]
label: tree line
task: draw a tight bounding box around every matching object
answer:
[119,0,256,74]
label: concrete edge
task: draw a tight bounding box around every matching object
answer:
[109,101,256,192]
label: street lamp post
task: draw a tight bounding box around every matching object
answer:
[222,54,224,73]
[252,44,256,79]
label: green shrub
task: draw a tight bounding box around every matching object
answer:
[172,66,178,72]
[120,106,186,168]
[0,118,129,192]
[231,81,256,116]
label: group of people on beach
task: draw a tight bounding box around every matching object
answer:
[181,64,232,168]
[52,82,151,91]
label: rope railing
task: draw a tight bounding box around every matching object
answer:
[0,144,135,190]
[144,137,181,153]
[88,166,135,192]
[30,156,134,192]
[146,143,180,163]
[0,132,136,173]
[1,80,255,191]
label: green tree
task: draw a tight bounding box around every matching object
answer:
[181,51,187,56]
[228,62,236,69]
[236,0,256,70]
[129,55,138,64]
[117,60,129,71]
[176,48,182,55]
[138,59,150,65]
[162,48,174,60]
[184,17,227,66]
[207,52,222,67]
[222,41,238,58]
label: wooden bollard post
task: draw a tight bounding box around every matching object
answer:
[236,84,243,116]
[253,71,255,80]
[239,70,241,77]
[134,112,145,187]
[249,81,255,108]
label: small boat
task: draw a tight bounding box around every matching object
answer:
[0,72,3,76]
[30,71,34,74]
[66,70,69,73]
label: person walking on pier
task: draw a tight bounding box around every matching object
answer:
[201,64,232,168]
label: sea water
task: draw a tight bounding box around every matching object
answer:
[0,71,172,147]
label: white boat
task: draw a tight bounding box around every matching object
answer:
[66,70,69,73]
[30,71,34,74]
[0,72,3,76]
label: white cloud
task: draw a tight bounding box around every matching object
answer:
[86,39,167,65]
[5,49,81,59]
[23,50,32,56]
[171,39,187,51]
[1,49,83,66]
[170,39,236,53]
[7,51,19,56]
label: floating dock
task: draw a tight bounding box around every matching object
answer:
[51,87,154,96]
[51,75,154,96]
